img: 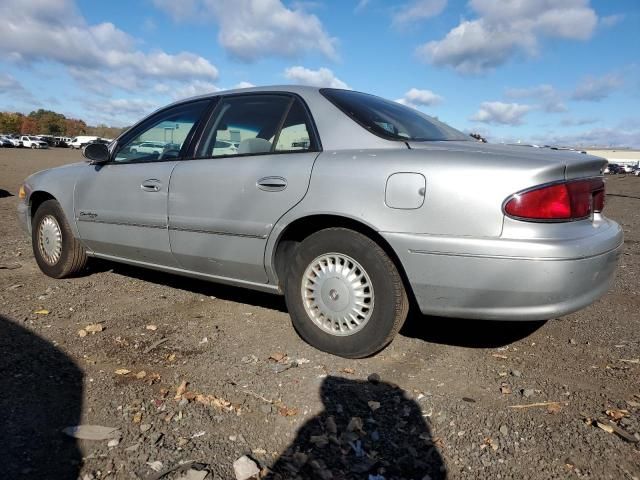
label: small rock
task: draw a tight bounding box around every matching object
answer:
[85,323,104,333]
[233,455,260,480]
[176,437,189,447]
[269,352,286,362]
[522,388,534,398]
[499,425,508,436]
[140,424,152,433]
[367,373,381,384]
[124,443,140,452]
[146,324,158,331]
[78,329,88,338]
[146,461,163,472]
[510,370,522,377]
[569,338,577,345]
[107,438,120,447]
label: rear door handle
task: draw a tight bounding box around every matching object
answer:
[141,179,162,192]
[257,176,287,192]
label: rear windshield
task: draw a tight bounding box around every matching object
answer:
[320,88,468,142]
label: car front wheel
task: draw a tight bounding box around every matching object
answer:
[32,199,88,278]
[285,228,409,358]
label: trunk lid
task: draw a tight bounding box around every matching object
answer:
[406,141,607,180]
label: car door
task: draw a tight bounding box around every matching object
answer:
[168,93,321,283]
[74,99,210,265]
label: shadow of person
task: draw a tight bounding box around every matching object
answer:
[267,376,446,480]
[0,188,14,198]
[0,314,83,479]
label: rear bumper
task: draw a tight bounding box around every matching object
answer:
[383,219,623,321]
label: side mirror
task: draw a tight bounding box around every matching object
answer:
[82,142,109,164]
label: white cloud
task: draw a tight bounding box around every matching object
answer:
[559,117,598,127]
[0,73,27,95]
[172,81,221,100]
[284,66,349,89]
[571,73,623,101]
[153,0,338,62]
[532,127,640,148]
[505,84,566,113]
[471,101,534,125]
[85,98,161,127]
[600,14,623,28]
[234,81,256,89]
[393,0,447,26]
[396,88,443,108]
[0,0,218,94]
[355,0,371,12]
[0,73,43,109]
[418,0,598,74]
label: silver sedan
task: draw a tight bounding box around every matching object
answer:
[17,86,623,358]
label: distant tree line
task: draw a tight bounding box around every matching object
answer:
[0,109,125,139]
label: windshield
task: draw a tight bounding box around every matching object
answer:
[320,88,468,142]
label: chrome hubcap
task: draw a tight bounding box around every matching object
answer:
[38,215,62,265]
[301,253,374,336]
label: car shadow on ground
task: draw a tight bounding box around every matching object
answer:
[90,260,288,312]
[400,309,547,349]
[0,188,14,198]
[265,375,447,479]
[0,314,83,479]
[89,260,545,348]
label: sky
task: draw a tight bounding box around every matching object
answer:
[0,0,639,147]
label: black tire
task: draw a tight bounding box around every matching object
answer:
[285,228,409,358]
[31,144,36,149]
[32,199,88,278]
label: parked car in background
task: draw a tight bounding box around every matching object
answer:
[53,137,71,147]
[212,140,238,156]
[36,135,56,146]
[17,85,623,358]
[69,136,99,149]
[605,163,622,174]
[129,141,166,155]
[6,135,23,147]
[622,164,636,173]
[20,136,49,149]
[0,136,15,147]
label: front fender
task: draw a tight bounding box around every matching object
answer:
[24,162,86,239]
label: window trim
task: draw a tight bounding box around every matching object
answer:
[189,91,322,161]
[105,98,215,165]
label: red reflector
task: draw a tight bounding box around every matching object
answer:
[504,178,605,221]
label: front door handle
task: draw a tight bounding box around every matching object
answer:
[257,176,287,192]
[141,179,162,192]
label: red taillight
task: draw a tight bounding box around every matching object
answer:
[504,178,605,221]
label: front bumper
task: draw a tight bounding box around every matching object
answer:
[383,219,623,321]
[17,201,31,235]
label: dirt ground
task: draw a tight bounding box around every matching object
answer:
[0,148,638,480]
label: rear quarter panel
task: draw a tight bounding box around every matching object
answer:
[272,147,567,238]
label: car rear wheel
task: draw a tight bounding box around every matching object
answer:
[285,228,409,358]
[32,199,88,278]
